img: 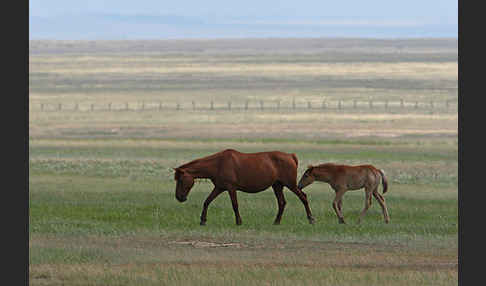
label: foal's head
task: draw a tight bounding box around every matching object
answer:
[174,168,195,202]
[297,165,316,190]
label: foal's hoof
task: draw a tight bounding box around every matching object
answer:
[338,219,346,224]
[308,217,315,224]
[273,221,281,225]
[200,221,206,226]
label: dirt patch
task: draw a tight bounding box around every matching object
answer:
[169,240,245,248]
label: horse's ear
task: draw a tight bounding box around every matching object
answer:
[307,165,314,171]
[173,168,184,180]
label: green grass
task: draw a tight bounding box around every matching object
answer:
[30,174,457,238]
[29,169,457,285]
[28,132,457,286]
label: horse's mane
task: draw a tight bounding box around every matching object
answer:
[177,150,225,169]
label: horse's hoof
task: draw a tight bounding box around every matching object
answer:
[200,221,206,226]
[339,219,346,224]
[308,217,315,224]
[273,221,281,225]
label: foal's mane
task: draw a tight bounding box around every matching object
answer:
[315,162,337,168]
[308,162,338,171]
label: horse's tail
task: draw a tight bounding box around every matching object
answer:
[377,169,388,194]
[291,153,299,167]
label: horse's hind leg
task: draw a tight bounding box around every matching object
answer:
[272,183,286,225]
[289,187,314,224]
[373,191,390,223]
[200,187,224,225]
[228,189,242,225]
[358,188,373,224]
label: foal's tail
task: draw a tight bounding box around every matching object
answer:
[377,169,388,194]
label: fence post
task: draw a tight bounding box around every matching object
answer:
[176,103,180,110]
[338,100,342,110]
[159,101,162,111]
[41,103,44,111]
[74,103,78,111]
[292,98,296,110]
[353,100,357,109]
[276,100,280,110]
[210,101,214,110]
[58,103,62,111]
[192,101,196,111]
[430,101,434,109]
[385,100,388,109]
[141,102,145,111]
[415,101,419,109]
[369,100,373,109]
[401,99,404,108]
[245,100,249,110]
[108,103,112,111]
[260,100,264,111]
[125,102,129,111]
[91,103,94,111]
[321,100,326,109]
[228,101,231,110]
[307,101,311,109]
[446,100,449,109]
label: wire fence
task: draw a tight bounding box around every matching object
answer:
[32,99,457,112]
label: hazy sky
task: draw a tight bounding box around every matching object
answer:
[30,0,457,20]
[29,0,457,39]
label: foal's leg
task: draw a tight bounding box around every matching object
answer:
[332,188,346,224]
[358,188,373,224]
[200,187,224,225]
[272,183,286,225]
[289,187,314,224]
[228,189,242,225]
[373,191,390,223]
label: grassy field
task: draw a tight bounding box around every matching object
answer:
[29,38,457,285]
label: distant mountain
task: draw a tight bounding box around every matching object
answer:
[29,13,458,40]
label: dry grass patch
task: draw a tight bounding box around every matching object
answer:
[30,233,457,286]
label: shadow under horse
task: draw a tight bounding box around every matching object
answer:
[298,163,390,224]
[173,149,314,225]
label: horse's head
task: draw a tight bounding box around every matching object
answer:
[174,168,195,202]
[297,165,316,190]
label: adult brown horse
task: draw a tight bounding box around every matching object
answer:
[174,149,314,225]
[297,163,390,224]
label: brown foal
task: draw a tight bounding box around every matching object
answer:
[298,163,390,224]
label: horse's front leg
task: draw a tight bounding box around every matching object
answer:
[228,189,242,225]
[200,187,224,225]
[332,188,346,224]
